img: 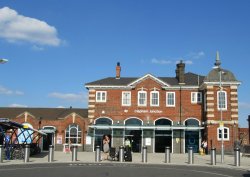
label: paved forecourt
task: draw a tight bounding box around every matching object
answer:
[0,152,249,177]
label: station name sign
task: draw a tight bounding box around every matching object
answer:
[134,109,163,114]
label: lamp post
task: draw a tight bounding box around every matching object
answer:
[219,69,224,163]
[0,58,8,64]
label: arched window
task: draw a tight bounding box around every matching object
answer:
[95,118,112,125]
[185,119,199,126]
[65,124,81,144]
[125,118,142,126]
[155,118,172,126]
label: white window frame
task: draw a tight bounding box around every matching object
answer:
[217,127,230,141]
[138,91,147,106]
[191,92,202,103]
[65,124,82,144]
[166,92,175,107]
[96,91,107,102]
[217,91,227,110]
[122,91,131,106]
[150,91,159,106]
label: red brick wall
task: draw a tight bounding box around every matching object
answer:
[92,78,203,123]
[11,113,87,145]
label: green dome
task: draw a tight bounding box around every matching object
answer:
[204,68,238,82]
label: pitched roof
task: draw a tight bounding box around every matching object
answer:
[85,72,205,87]
[0,107,88,120]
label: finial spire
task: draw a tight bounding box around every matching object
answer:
[214,51,221,68]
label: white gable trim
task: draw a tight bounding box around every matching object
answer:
[128,74,170,87]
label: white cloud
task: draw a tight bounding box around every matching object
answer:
[0,7,61,46]
[0,85,24,95]
[151,58,172,65]
[48,92,87,103]
[184,60,193,65]
[186,51,205,59]
[239,102,250,109]
[175,60,193,65]
[31,45,44,51]
[9,103,28,107]
[57,106,66,108]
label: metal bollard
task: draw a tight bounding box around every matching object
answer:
[119,146,124,162]
[165,146,171,163]
[0,145,3,163]
[142,146,147,163]
[24,144,30,163]
[210,147,216,165]
[48,145,54,162]
[188,146,194,164]
[95,146,101,162]
[72,145,78,162]
[234,147,240,166]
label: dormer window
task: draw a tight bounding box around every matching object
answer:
[138,91,147,106]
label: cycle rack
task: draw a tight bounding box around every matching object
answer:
[0,118,47,160]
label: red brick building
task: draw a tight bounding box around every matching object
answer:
[85,53,241,153]
[0,108,88,151]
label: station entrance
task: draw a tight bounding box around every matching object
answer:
[154,118,172,152]
[41,126,56,151]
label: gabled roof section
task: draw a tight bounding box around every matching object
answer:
[85,72,205,88]
[0,107,88,120]
[128,74,170,87]
[85,77,137,87]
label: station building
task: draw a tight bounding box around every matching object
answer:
[85,53,241,153]
[0,53,242,154]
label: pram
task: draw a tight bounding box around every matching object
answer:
[108,147,118,161]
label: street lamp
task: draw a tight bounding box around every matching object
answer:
[0,58,8,64]
[219,69,224,163]
[214,51,225,163]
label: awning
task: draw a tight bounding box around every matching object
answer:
[89,124,204,130]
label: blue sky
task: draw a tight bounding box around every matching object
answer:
[0,1,249,127]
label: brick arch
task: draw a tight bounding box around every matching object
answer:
[154,117,173,125]
[94,117,113,125]
[184,117,200,126]
[124,117,143,125]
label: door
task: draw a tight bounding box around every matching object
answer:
[125,130,141,152]
[185,131,199,153]
[155,130,172,152]
[43,133,53,151]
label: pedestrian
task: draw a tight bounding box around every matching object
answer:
[102,135,110,160]
[201,140,207,155]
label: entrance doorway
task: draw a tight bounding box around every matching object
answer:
[125,130,141,152]
[41,126,56,151]
[185,131,199,153]
[154,118,172,152]
[94,129,112,151]
[155,130,172,152]
[43,133,53,151]
[184,118,200,153]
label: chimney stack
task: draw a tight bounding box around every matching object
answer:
[116,62,121,79]
[175,60,185,83]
